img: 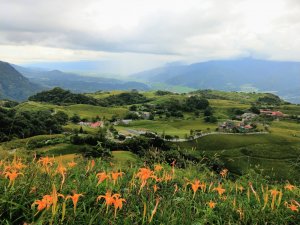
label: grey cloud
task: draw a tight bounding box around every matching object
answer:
[0,0,300,63]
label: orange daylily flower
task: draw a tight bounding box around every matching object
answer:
[136,168,156,194]
[37,156,54,174]
[112,196,126,218]
[189,179,201,198]
[37,156,54,167]
[67,161,77,168]
[220,169,228,178]
[111,171,124,185]
[287,203,298,212]
[96,172,110,186]
[207,200,216,209]
[270,189,280,197]
[97,191,120,212]
[154,165,163,172]
[32,195,53,212]
[66,192,83,214]
[4,170,24,186]
[136,168,155,181]
[213,184,226,196]
[12,159,27,171]
[284,184,296,191]
[153,184,159,193]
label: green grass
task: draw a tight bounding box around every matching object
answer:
[175,132,300,180]
[15,101,128,120]
[116,118,216,138]
[0,134,65,150]
[112,151,139,166]
[63,123,99,134]
[39,143,83,156]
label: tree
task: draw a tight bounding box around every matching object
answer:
[79,126,84,134]
[129,105,137,111]
[70,114,81,123]
[185,96,209,111]
[204,107,213,116]
[54,111,69,125]
[250,106,260,114]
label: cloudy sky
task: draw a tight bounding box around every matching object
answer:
[0,0,300,74]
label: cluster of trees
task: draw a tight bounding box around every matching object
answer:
[29,87,99,105]
[0,100,19,108]
[98,91,149,106]
[28,88,149,107]
[154,96,211,119]
[0,107,68,142]
[155,90,175,96]
[257,94,282,105]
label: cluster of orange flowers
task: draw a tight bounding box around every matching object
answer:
[97,191,126,217]
[1,156,299,222]
[96,171,124,186]
[1,157,26,186]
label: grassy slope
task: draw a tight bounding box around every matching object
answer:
[15,101,128,119]
[2,90,300,181]
[176,129,300,180]
[116,118,216,137]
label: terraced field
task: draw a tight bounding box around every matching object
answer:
[175,131,300,181]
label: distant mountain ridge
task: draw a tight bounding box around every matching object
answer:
[0,61,42,101]
[132,58,300,103]
[13,65,150,93]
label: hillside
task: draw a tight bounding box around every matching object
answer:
[1,89,299,181]
[13,65,150,92]
[132,58,300,103]
[0,61,42,101]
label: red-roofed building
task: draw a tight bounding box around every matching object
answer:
[90,121,103,128]
[260,110,285,117]
[271,111,284,117]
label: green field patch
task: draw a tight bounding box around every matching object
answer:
[15,101,128,119]
[116,118,216,138]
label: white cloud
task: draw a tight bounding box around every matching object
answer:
[0,0,300,73]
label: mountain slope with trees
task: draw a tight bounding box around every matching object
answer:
[0,61,42,101]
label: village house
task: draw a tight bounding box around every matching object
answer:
[78,121,103,128]
[113,119,133,125]
[78,121,92,126]
[260,109,285,117]
[90,121,103,128]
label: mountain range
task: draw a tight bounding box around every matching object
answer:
[1,58,300,103]
[0,61,42,101]
[132,58,300,103]
[13,65,150,93]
